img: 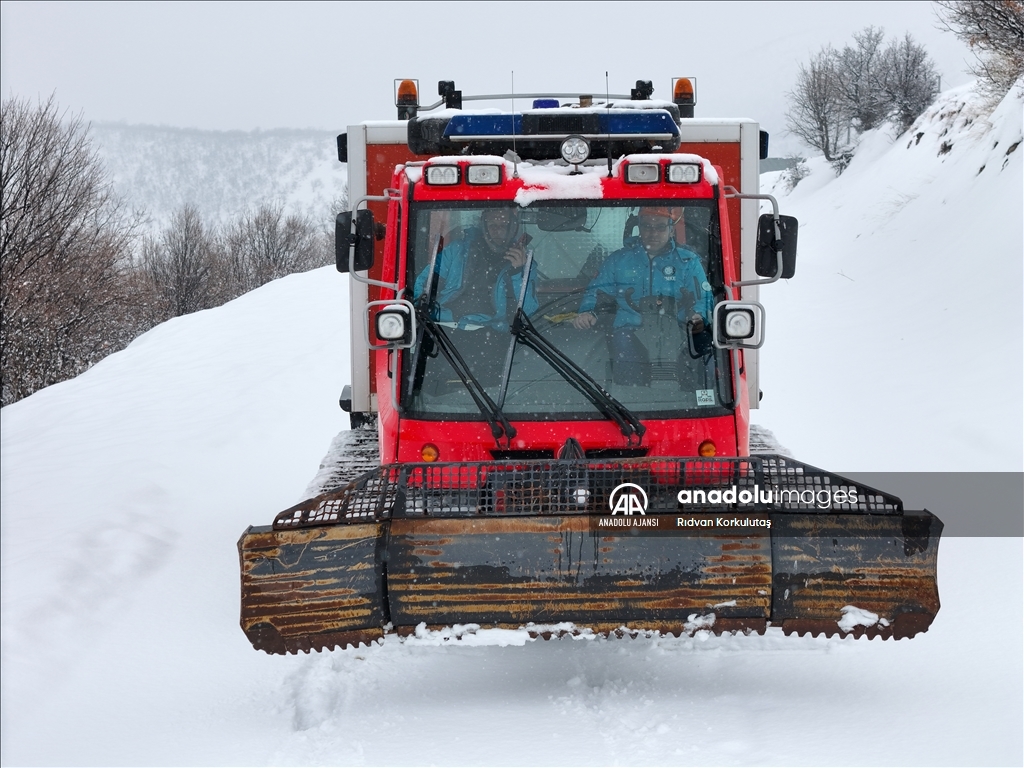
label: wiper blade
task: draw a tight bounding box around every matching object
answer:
[420,316,517,448]
[402,233,516,448]
[508,309,646,446]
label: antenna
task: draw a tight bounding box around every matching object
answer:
[511,71,519,178]
[606,71,613,178]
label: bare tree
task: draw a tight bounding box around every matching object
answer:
[138,204,225,319]
[788,29,940,170]
[1,95,138,405]
[223,203,328,296]
[786,45,852,166]
[880,33,940,132]
[936,1,1024,96]
[837,26,890,131]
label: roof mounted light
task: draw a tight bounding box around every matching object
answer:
[630,80,654,100]
[438,80,461,109]
[425,165,459,185]
[672,77,695,118]
[395,79,419,121]
[560,135,590,166]
[668,163,701,183]
[626,163,659,183]
[466,164,501,185]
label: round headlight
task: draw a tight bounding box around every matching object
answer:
[376,311,407,340]
[724,309,754,339]
[560,135,590,165]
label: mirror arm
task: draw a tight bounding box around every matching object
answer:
[348,191,401,291]
[723,186,784,288]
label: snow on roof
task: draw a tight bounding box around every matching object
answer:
[423,154,510,165]
[514,163,604,206]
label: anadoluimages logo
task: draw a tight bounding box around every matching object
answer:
[609,483,648,515]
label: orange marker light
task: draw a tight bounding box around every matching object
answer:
[673,77,694,102]
[397,79,419,106]
[421,443,439,462]
[698,440,716,457]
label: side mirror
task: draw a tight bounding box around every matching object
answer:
[755,214,798,279]
[335,209,375,273]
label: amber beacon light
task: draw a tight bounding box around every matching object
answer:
[395,79,419,120]
[672,77,695,118]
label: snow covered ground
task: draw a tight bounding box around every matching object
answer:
[2,84,1021,765]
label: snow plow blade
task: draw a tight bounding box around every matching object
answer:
[239,455,941,653]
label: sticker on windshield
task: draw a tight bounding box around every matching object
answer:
[695,389,716,406]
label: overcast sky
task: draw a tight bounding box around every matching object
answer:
[2,1,976,156]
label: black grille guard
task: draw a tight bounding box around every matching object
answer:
[274,454,902,530]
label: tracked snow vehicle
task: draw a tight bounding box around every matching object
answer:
[238,79,942,653]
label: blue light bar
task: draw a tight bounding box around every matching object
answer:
[441,110,679,142]
[406,108,682,159]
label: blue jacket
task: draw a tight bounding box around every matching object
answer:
[578,243,713,329]
[412,229,539,329]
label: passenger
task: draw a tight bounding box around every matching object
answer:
[571,207,713,387]
[413,207,538,330]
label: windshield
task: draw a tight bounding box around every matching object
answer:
[403,200,733,421]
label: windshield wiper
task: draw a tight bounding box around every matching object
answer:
[419,316,517,448]
[506,309,646,447]
[494,250,643,446]
[403,233,516,449]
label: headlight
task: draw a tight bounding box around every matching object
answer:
[560,135,591,165]
[375,307,409,341]
[626,163,659,183]
[712,300,764,350]
[425,165,459,185]
[723,309,754,339]
[667,163,700,183]
[467,165,501,184]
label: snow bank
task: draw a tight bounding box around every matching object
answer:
[754,83,1023,472]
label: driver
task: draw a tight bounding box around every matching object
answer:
[413,207,538,329]
[572,206,713,386]
[411,207,539,391]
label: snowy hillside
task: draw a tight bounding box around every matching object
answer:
[754,82,1023,472]
[91,123,347,232]
[1,83,1021,765]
